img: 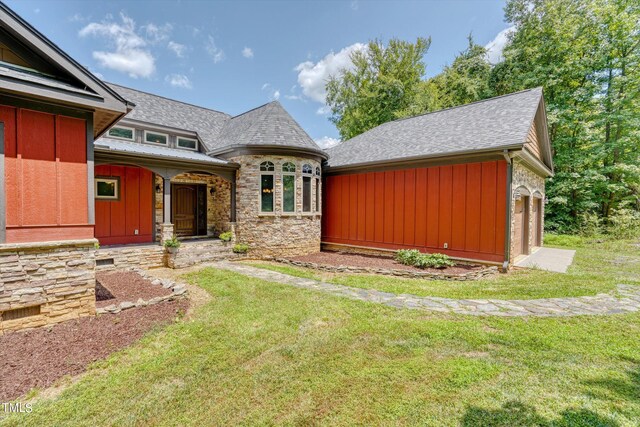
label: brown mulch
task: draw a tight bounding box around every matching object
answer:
[289,251,482,274]
[0,299,188,401]
[95,271,172,308]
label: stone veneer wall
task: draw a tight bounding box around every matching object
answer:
[510,160,546,262]
[230,154,322,257]
[154,173,231,240]
[0,240,96,334]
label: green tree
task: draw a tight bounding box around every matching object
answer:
[325,37,431,140]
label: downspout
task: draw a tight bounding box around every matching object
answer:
[502,150,513,273]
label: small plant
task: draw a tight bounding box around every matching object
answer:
[232,243,249,254]
[94,242,100,250]
[219,231,233,242]
[164,237,181,249]
[395,249,455,269]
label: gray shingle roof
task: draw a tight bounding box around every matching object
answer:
[107,83,230,152]
[212,101,325,156]
[326,88,544,168]
[95,137,230,165]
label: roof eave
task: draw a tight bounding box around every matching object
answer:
[208,144,329,160]
[325,144,525,172]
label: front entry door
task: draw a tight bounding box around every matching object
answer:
[172,185,197,236]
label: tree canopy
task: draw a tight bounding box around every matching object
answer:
[324,0,640,233]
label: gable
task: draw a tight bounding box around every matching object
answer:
[0,4,129,137]
[525,122,543,162]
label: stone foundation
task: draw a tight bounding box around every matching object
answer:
[0,239,96,334]
[230,154,322,257]
[166,239,238,269]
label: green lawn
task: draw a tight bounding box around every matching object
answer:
[247,235,640,300]
[3,237,640,426]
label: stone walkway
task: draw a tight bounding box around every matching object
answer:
[214,261,640,318]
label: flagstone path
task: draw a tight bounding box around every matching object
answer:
[214,261,640,318]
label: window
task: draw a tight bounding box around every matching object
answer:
[282,162,296,213]
[95,176,120,200]
[315,178,320,212]
[177,137,198,150]
[144,130,168,145]
[260,161,275,212]
[302,163,312,212]
[107,126,134,141]
[315,166,321,176]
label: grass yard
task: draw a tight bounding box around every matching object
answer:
[247,235,640,300]
[2,237,640,426]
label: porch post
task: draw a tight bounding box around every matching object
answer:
[160,177,174,244]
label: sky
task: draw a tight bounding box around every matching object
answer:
[6,0,513,148]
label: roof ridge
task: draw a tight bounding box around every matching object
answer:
[106,82,231,117]
[230,101,276,119]
[387,87,542,126]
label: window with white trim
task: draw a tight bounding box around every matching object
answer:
[95,176,120,200]
[260,161,275,213]
[177,137,198,150]
[282,162,296,213]
[302,163,312,212]
[144,130,168,145]
[108,126,135,141]
[315,167,321,213]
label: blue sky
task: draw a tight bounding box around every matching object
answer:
[6,0,511,147]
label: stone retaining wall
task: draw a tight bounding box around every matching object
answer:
[96,245,166,271]
[273,258,498,281]
[0,240,96,334]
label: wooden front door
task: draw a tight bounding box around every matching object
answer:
[172,185,197,236]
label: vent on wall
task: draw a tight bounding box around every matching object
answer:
[96,258,115,266]
[2,305,41,322]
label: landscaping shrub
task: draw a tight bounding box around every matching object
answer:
[219,231,233,242]
[164,237,181,248]
[395,249,455,269]
[232,243,249,254]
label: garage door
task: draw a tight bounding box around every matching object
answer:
[513,199,524,257]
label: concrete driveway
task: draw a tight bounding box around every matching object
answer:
[514,247,576,273]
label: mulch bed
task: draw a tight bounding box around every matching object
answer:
[289,251,482,274]
[0,299,188,401]
[95,271,172,308]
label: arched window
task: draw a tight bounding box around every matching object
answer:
[302,164,313,212]
[259,161,275,212]
[315,167,321,176]
[282,162,296,213]
[282,162,296,173]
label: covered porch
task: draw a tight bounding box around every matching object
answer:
[93,140,239,247]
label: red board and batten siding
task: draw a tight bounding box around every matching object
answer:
[1,105,93,243]
[322,161,508,263]
[94,165,154,246]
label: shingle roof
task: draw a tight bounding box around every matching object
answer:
[107,83,230,152]
[212,101,325,156]
[326,88,544,168]
[95,137,230,165]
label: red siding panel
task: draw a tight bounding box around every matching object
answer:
[322,160,508,263]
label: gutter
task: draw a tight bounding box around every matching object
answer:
[502,149,515,272]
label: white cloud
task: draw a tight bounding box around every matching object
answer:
[69,13,88,23]
[294,42,366,103]
[315,137,341,149]
[92,71,104,80]
[242,47,254,58]
[485,26,515,64]
[273,90,280,100]
[261,83,280,100]
[350,0,359,10]
[142,22,172,44]
[205,35,225,63]
[165,73,192,89]
[167,41,186,58]
[316,105,331,115]
[79,13,155,78]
